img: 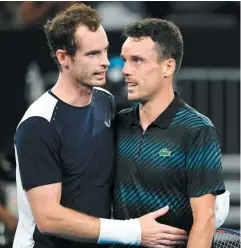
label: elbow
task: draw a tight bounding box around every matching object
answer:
[32,202,62,235]
[37,218,53,234]
[35,211,56,235]
[193,208,216,231]
[207,208,216,231]
[37,224,46,234]
[209,215,216,232]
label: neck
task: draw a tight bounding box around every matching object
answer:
[51,73,93,107]
[139,87,175,131]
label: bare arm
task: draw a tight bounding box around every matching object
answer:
[185,126,226,247]
[187,194,216,248]
[27,183,187,247]
[27,182,100,242]
[17,118,187,247]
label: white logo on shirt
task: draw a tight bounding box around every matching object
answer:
[104,120,111,127]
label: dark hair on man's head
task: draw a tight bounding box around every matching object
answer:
[44,3,102,70]
[123,18,183,73]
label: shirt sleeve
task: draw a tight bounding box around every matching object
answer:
[15,117,62,191]
[185,125,225,197]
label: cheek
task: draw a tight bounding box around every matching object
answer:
[75,61,92,75]
[137,66,154,84]
[139,68,162,91]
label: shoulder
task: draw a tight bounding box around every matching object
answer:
[17,91,58,129]
[116,106,136,119]
[93,87,116,118]
[93,87,114,100]
[15,92,59,144]
[174,103,220,145]
[173,102,214,133]
[114,106,136,127]
[15,117,56,147]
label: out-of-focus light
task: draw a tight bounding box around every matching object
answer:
[107,56,124,83]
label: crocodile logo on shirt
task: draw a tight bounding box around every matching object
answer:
[159,148,171,157]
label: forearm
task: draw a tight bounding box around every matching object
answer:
[41,205,100,243]
[39,205,141,245]
[27,184,140,245]
[187,219,215,248]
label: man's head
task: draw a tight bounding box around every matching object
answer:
[44,3,110,87]
[121,18,183,102]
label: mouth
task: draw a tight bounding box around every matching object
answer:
[94,71,106,78]
[126,82,138,90]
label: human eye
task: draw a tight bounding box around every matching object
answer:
[87,51,100,57]
[133,56,142,64]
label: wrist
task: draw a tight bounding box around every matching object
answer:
[98,218,141,246]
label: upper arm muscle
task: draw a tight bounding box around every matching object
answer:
[26,183,62,231]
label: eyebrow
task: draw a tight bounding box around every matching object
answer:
[85,44,109,56]
[120,54,144,60]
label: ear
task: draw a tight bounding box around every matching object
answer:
[56,49,69,69]
[163,58,176,78]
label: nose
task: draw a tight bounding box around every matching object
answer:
[101,54,110,68]
[122,62,131,76]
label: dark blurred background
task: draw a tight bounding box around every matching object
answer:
[0,1,239,247]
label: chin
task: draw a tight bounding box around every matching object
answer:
[127,94,139,101]
[128,94,147,104]
[94,79,106,86]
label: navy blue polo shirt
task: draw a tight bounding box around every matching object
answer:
[13,87,115,248]
[113,93,225,246]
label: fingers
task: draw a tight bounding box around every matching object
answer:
[157,239,186,246]
[159,224,187,235]
[140,207,187,248]
[145,240,183,248]
[149,206,169,219]
[152,240,185,246]
[145,234,187,247]
[143,238,186,248]
[140,228,188,247]
[160,233,187,241]
[148,245,175,248]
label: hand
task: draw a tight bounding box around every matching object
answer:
[139,206,187,248]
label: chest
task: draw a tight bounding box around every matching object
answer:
[115,128,187,187]
[58,111,114,176]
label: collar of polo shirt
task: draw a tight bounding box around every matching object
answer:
[130,92,184,129]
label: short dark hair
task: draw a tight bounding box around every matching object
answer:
[44,3,102,70]
[123,18,184,73]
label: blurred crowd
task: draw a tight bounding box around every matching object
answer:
[0,2,239,247]
[0,1,239,30]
